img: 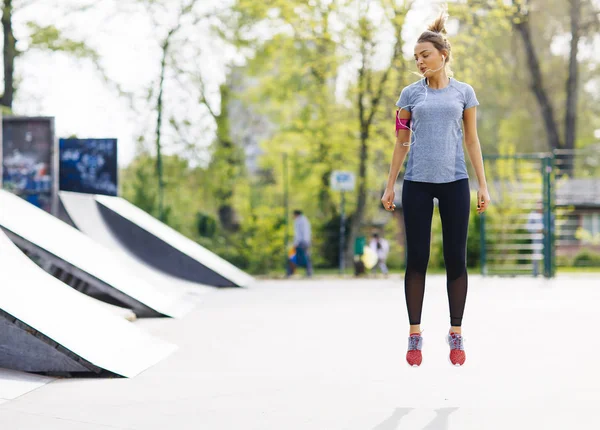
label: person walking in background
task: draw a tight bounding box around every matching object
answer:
[526,207,544,277]
[287,210,313,277]
[369,233,390,275]
[380,8,491,367]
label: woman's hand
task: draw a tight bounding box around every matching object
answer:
[381,188,396,212]
[477,187,491,214]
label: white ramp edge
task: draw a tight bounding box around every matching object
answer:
[59,191,213,300]
[95,194,256,288]
[84,297,137,322]
[0,190,194,318]
[0,230,177,378]
[0,369,54,403]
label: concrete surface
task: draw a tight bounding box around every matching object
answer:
[0,369,53,404]
[1,274,599,429]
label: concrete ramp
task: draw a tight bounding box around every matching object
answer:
[59,191,213,297]
[0,189,194,318]
[63,192,255,288]
[0,230,176,377]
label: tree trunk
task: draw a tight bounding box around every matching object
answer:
[312,8,336,219]
[512,7,562,152]
[155,34,171,222]
[214,83,241,232]
[562,0,581,175]
[346,25,369,267]
[354,127,369,240]
[1,0,16,109]
[152,1,197,221]
[565,0,580,151]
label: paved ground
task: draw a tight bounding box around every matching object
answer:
[1,274,600,429]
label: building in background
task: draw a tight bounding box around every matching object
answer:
[226,67,274,176]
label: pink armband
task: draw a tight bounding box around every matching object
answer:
[395,110,410,136]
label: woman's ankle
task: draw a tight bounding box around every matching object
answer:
[450,326,462,335]
[409,325,421,335]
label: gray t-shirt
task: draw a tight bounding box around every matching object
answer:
[396,78,479,183]
[293,215,311,247]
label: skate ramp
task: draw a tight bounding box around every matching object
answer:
[59,191,213,298]
[61,192,254,288]
[0,189,194,318]
[0,229,176,377]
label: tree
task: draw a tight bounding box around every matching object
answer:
[347,0,412,263]
[234,0,347,219]
[1,0,16,109]
[511,0,599,175]
[202,80,246,232]
[1,0,115,111]
[451,0,598,169]
[152,0,199,221]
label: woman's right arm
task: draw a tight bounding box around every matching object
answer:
[381,109,411,211]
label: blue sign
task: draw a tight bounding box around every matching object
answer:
[2,117,55,213]
[330,170,356,191]
[59,138,118,196]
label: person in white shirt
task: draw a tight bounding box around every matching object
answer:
[287,210,313,277]
[369,233,390,275]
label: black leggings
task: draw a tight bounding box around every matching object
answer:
[402,179,470,327]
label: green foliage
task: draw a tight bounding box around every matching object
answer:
[197,213,217,238]
[115,0,600,275]
[317,213,353,268]
[237,206,287,273]
[27,23,100,60]
[120,153,160,218]
[572,249,600,267]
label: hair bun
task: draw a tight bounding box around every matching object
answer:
[427,10,449,35]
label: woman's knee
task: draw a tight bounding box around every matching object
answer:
[445,258,467,281]
[407,251,430,274]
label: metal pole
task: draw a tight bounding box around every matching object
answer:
[543,156,554,278]
[549,154,556,277]
[50,117,59,216]
[480,212,487,276]
[541,156,548,278]
[339,191,346,274]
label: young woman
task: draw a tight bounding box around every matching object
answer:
[381,11,491,367]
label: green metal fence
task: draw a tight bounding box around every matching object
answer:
[481,147,600,277]
[480,154,554,277]
[553,148,600,270]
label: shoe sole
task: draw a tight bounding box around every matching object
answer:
[448,356,463,367]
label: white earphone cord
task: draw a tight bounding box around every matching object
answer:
[398,57,446,147]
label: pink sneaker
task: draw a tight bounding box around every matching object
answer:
[406,333,423,367]
[447,332,466,366]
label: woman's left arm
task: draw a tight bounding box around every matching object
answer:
[463,106,491,214]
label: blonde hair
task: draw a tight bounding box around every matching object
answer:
[417,8,453,77]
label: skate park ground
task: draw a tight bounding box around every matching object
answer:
[1,273,599,430]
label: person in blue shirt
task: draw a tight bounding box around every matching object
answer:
[381,9,491,367]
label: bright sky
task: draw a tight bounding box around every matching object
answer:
[12,0,230,167]
[8,0,444,168]
[9,0,599,167]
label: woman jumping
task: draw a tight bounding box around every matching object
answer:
[381,10,491,367]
